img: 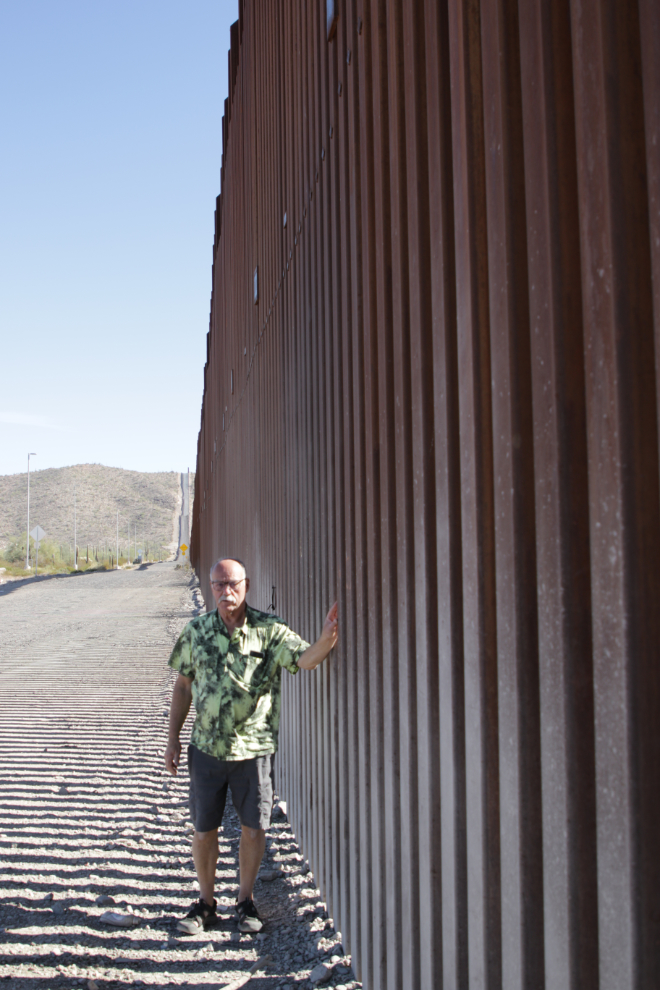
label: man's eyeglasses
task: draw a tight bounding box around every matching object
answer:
[211,578,246,591]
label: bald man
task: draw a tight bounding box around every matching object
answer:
[165,556,338,934]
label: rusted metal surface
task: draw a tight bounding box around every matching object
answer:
[191,2,660,987]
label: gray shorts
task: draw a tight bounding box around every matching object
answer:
[187,745,274,832]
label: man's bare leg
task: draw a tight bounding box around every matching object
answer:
[192,829,218,905]
[237,826,266,902]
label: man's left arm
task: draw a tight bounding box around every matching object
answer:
[297,602,339,670]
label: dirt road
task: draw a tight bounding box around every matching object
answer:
[0,563,356,990]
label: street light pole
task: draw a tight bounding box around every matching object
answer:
[25,452,36,569]
[74,486,78,570]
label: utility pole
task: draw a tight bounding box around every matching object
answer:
[74,486,78,570]
[25,453,36,569]
[116,511,119,569]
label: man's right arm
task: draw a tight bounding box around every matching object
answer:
[164,673,193,775]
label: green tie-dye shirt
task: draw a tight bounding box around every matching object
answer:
[168,604,309,760]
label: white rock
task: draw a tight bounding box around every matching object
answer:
[249,953,273,973]
[99,910,139,927]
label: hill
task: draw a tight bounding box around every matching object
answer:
[0,464,192,559]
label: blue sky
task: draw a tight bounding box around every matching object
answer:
[0,0,237,476]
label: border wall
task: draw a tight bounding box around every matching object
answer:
[190,2,660,987]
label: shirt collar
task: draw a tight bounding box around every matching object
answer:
[213,603,255,638]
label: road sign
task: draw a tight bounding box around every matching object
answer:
[180,544,188,553]
[30,525,46,577]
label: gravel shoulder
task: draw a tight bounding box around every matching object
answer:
[0,564,360,990]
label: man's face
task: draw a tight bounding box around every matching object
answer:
[210,559,249,622]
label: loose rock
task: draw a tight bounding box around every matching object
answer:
[310,961,333,985]
[99,911,140,928]
[259,868,283,881]
[249,953,273,973]
[95,894,115,906]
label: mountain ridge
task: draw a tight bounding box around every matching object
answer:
[0,463,193,554]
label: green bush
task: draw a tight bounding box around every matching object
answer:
[4,535,29,563]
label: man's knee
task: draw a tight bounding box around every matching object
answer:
[194,828,218,844]
[241,825,265,842]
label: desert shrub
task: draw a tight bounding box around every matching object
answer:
[4,536,28,563]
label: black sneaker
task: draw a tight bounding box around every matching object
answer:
[235,897,263,933]
[176,897,217,934]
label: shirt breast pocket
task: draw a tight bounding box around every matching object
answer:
[229,652,263,690]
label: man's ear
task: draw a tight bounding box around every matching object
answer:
[245,577,250,594]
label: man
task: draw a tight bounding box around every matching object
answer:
[164,556,338,935]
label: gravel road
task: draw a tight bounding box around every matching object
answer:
[0,563,359,990]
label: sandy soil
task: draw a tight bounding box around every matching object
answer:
[0,564,360,990]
